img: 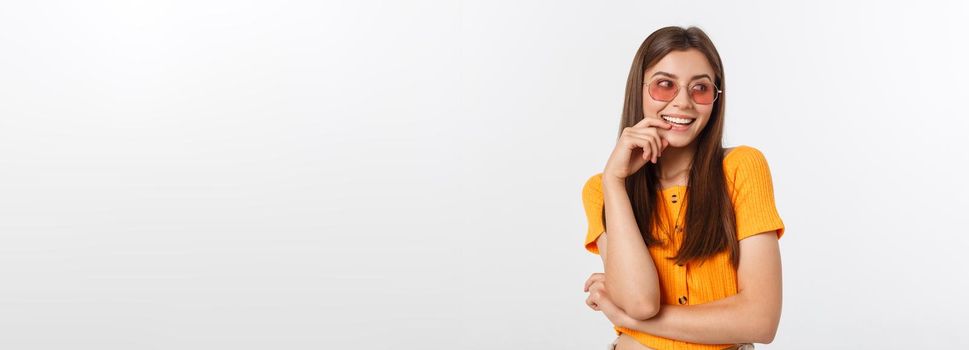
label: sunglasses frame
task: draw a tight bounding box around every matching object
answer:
[642,79,723,105]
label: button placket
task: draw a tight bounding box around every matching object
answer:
[674,260,688,305]
[667,188,689,306]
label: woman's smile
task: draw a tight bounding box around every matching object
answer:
[660,114,695,125]
[661,114,696,132]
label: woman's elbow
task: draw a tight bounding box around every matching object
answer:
[755,329,777,344]
[753,317,779,344]
[626,300,660,320]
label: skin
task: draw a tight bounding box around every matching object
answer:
[586,49,783,347]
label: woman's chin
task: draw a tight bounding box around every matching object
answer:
[664,136,696,148]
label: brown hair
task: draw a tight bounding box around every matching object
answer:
[602,26,740,268]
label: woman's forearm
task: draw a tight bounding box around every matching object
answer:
[601,175,662,320]
[620,292,776,344]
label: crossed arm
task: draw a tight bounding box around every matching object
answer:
[598,176,663,320]
[589,231,782,344]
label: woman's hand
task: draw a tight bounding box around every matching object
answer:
[603,116,672,181]
[585,272,636,328]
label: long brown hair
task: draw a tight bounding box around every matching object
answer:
[602,26,739,268]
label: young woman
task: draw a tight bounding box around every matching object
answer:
[581,26,785,350]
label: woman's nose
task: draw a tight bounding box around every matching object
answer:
[672,85,694,108]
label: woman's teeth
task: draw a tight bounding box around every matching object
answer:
[662,115,694,125]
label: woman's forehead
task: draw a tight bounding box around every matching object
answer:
[645,49,715,80]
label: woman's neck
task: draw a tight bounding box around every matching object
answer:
[658,144,697,186]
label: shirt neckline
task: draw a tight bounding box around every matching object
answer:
[656,145,746,192]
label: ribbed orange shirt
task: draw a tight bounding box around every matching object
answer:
[582,145,785,350]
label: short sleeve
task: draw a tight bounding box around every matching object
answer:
[582,173,607,255]
[726,146,786,241]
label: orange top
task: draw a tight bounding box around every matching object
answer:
[582,145,785,350]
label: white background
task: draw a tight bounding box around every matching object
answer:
[0,1,967,349]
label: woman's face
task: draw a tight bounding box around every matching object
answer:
[642,49,718,148]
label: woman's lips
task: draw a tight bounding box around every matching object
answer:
[668,122,691,131]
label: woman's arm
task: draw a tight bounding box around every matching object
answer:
[617,231,783,344]
[601,175,662,320]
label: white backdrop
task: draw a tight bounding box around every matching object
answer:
[0,1,967,349]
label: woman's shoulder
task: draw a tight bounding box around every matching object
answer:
[724,144,764,160]
[724,144,769,167]
[582,173,605,202]
[723,144,774,181]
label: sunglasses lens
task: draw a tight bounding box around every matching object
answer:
[648,79,677,101]
[691,82,716,105]
[648,79,719,104]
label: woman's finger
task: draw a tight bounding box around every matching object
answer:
[633,116,674,131]
[634,117,671,160]
[625,132,656,164]
[620,132,654,164]
[584,273,604,292]
[624,130,662,164]
[589,281,606,297]
[588,290,603,311]
[642,128,665,161]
